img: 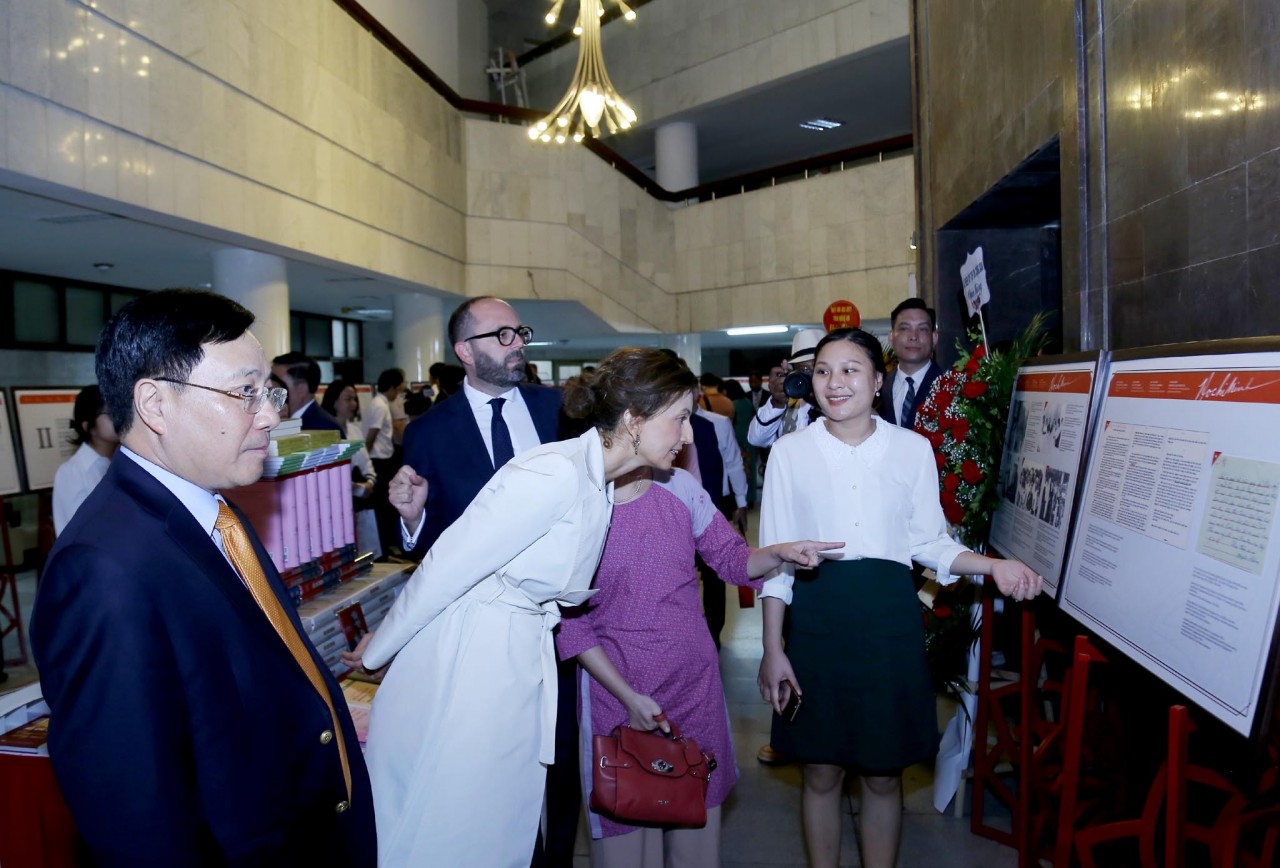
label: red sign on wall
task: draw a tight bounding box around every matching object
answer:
[822,300,860,331]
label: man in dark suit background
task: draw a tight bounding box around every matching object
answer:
[392,296,561,558]
[388,295,573,866]
[31,290,375,866]
[878,297,942,430]
[271,350,343,433]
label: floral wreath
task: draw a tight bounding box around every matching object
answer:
[913,313,1049,550]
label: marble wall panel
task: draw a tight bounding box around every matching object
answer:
[523,0,908,127]
[917,0,1280,352]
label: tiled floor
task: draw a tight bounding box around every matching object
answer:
[565,592,1020,867]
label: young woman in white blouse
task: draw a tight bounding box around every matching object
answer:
[52,385,119,535]
[756,328,1042,868]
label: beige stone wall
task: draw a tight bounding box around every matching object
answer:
[525,0,908,127]
[673,156,917,332]
[463,120,679,333]
[2,0,467,292]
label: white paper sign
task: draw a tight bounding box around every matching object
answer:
[960,247,992,317]
[13,388,81,491]
[0,391,22,496]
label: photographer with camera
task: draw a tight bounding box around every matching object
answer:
[747,329,826,450]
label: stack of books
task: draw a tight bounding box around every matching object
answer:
[296,563,413,676]
[0,712,50,757]
[262,421,363,479]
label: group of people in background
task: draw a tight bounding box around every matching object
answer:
[32,288,1044,868]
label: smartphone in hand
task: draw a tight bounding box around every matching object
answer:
[782,680,802,722]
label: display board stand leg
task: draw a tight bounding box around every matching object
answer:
[0,495,28,667]
[1050,634,1107,868]
[971,579,1029,847]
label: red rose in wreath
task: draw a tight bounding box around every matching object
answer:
[929,431,946,449]
[936,389,954,412]
[934,604,953,619]
[944,472,961,492]
[940,414,954,431]
[962,380,988,399]
[943,502,966,524]
[952,418,970,441]
[935,452,946,469]
[961,459,984,484]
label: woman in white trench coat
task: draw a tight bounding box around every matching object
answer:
[344,347,700,868]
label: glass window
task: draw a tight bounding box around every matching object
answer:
[110,291,138,314]
[346,321,361,358]
[331,319,346,359]
[13,281,60,343]
[290,314,303,352]
[304,315,332,358]
[66,287,106,346]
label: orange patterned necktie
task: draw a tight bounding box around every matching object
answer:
[215,502,353,805]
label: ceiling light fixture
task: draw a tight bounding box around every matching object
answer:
[93,262,114,271]
[799,117,844,132]
[724,325,790,337]
[531,0,637,144]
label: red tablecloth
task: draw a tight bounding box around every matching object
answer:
[0,753,83,868]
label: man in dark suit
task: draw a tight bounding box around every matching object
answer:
[388,295,571,866]
[271,350,343,433]
[31,290,376,867]
[392,297,561,558]
[878,298,942,430]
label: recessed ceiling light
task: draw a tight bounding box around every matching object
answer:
[93,262,114,271]
[799,117,844,132]
[724,324,790,336]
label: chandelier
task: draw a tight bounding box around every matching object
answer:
[529,0,638,144]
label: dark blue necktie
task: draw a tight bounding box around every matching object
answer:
[489,397,515,470]
[901,376,916,428]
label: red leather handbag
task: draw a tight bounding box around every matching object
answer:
[590,722,717,827]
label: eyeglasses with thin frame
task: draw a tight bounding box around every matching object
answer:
[154,378,288,414]
[463,325,533,347]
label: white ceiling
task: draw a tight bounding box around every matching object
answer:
[0,178,830,354]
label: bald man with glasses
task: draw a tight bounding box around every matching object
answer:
[31,289,376,866]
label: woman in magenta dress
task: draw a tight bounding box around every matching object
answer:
[558,462,838,867]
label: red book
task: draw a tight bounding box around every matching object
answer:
[337,602,369,652]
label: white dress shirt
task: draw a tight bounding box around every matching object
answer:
[461,379,541,464]
[747,398,815,448]
[758,416,968,604]
[696,407,748,508]
[52,442,112,535]
[363,393,395,459]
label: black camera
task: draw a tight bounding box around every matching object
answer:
[783,369,812,400]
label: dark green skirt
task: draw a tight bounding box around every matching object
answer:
[771,558,938,771]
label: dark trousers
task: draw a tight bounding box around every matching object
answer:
[371,454,401,555]
[699,494,737,649]
[532,657,580,867]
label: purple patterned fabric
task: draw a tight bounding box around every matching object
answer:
[557,471,758,839]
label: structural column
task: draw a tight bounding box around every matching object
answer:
[663,333,702,375]
[393,292,445,383]
[655,122,698,199]
[211,249,290,359]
